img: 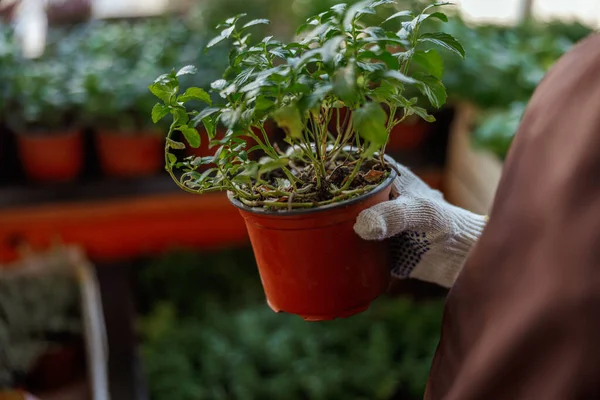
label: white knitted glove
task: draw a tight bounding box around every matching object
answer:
[354,164,487,288]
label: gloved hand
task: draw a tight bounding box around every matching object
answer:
[354,163,487,288]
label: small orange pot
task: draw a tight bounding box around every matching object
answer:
[229,167,397,321]
[387,118,432,151]
[96,130,163,178]
[17,130,83,183]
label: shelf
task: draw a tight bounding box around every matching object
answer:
[0,190,249,263]
[0,174,178,209]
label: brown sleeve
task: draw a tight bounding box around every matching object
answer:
[426,33,600,400]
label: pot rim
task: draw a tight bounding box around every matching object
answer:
[228,154,398,216]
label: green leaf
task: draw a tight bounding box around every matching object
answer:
[422,1,453,13]
[179,126,201,148]
[166,138,186,150]
[210,79,228,91]
[258,158,290,176]
[411,106,436,123]
[254,96,275,111]
[272,105,303,139]
[232,162,259,183]
[358,50,399,70]
[369,0,396,7]
[221,26,235,39]
[167,153,177,165]
[191,107,220,127]
[242,19,270,29]
[415,74,447,109]
[222,13,247,26]
[151,103,169,123]
[178,87,212,105]
[427,12,448,22]
[176,65,197,77]
[383,10,412,24]
[171,107,189,126]
[412,49,443,79]
[207,35,226,49]
[384,70,417,84]
[333,65,358,105]
[203,118,217,139]
[352,102,389,158]
[321,36,344,65]
[419,32,465,59]
[149,83,175,104]
[296,20,318,35]
[343,0,373,28]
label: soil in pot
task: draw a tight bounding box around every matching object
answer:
[96,130,163,178]
[229,158,397,321]
[17,130,83,183]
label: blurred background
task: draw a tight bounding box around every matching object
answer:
[0,0,597,399]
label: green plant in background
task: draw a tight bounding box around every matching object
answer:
[151,0,464,209]
[6,57,82,132]
[472,102,526,160]
[441,18,592,109]
[141,297,444,400]
[0,24,21,122]
[1,16,225,135]
[137,248,445,400]
[62,18,226,132]
[0,268,81,388]
[136,247,263,319]
[437,17,592,158]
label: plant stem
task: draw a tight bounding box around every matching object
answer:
[335,158,363,193]
[239,184,378,209]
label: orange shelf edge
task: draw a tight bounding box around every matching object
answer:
[0,192,249,264]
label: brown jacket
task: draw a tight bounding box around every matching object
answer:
[426,33,600,400]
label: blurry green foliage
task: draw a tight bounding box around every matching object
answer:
[137,249,445,400]
[441,18,592,109]
[439,17,593,157]
[1,16,226,131]
[472,102,526,160]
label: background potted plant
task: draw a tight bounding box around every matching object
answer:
[69,21,168,179]
[150,0,463,320]
[7,57,84,183]
[0,24,19,168]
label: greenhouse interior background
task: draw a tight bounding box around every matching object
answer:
[0,0,598,399]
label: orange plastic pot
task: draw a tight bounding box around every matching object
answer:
[96,130,163,178]
[387,118,432,151]
[229,168,397,321]
[17,130,83,183]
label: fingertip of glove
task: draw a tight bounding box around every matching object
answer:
[354,209,388,241]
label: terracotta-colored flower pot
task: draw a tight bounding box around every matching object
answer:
[17,130,83,183]
[229,167,397,321]
[387,118,432,151]
[96,130,163,178]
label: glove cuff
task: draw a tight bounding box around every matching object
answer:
[448,209,487,256]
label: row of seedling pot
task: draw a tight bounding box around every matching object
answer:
[8,125,267,183]
[7,111,430,184]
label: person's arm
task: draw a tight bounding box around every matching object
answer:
[354,164,486,288]
[425,33,600,400]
